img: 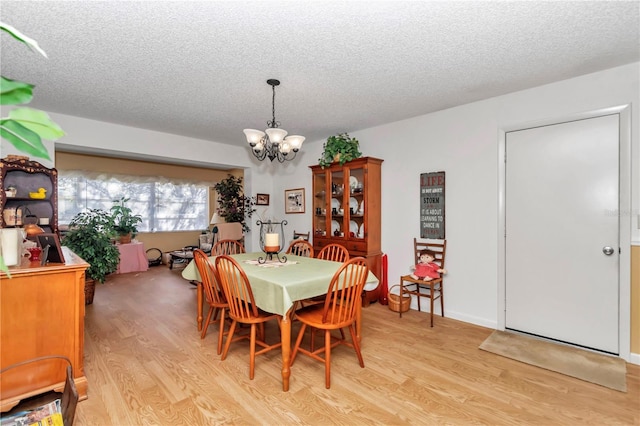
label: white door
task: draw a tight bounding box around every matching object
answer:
[505,114,619,354]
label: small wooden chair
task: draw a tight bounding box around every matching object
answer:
[399,238,447,327]
[215,255,282,380]
[193,249,229,354]
[286,239,314,257]
[316,243,350,262]
[291,257,369,388]
[293,231,310,241]
[211,239,245,255]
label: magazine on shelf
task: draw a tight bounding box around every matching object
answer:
[0,399,62,426]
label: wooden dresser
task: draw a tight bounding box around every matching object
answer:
[1,247,89,412]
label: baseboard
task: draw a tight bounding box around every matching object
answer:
[629,352,640,365]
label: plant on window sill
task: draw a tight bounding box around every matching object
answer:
[110,197,143,243]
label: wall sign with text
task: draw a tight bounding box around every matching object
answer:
[420,171,445,239]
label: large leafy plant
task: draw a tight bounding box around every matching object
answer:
[214,175,256,233]
[62,209,120,284]
[1,22,64,161]
[318,132,362,168]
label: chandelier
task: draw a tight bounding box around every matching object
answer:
[243,79,305,162]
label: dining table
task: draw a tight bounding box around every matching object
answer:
[181,251,379,391]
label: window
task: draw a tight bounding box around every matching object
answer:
[58,173,209,232]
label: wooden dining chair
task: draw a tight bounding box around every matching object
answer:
[193,249,229,354]
[291,257,369,389]
[211,239,246,255]
[399,238,447,327]
[286,239,314,257]
[215,255,282,380]
[298,243,351,308]
[316,243,350,262]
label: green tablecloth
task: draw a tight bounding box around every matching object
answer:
[181,252,379,316]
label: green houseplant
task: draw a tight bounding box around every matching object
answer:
[62,209,120,304]
[318,132,362,168]
[110,197,142,244]
[213,175,256,233]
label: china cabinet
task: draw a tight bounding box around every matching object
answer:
[0,158,58,235]
[310,157,383,304]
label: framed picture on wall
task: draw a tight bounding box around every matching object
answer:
[256,193,270,206]
[285,188,305,214]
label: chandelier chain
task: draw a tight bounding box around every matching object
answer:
[268,82,280,128]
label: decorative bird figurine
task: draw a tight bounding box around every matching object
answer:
[29,187,47,199]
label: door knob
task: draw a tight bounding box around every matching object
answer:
[602,246,615,255]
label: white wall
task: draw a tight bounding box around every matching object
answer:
[273,62,640,329]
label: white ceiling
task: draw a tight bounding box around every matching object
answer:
[2,1,639,149]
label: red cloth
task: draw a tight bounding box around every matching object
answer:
[414,262,440,280]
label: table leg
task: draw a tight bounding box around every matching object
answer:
[197,282,203,331]
[280,311,292,392]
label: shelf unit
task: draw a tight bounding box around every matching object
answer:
[310,157,383,304]
[1,158,58,235]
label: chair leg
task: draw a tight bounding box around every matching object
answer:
[249,324,257,380]
[399,281,403,318]
[440,284,445,318]
[291,323,307,365]
[429,284,435,327]
[416,284,422,312]
[200,306,215,339]
[221,320,237,360]
[348,324,365,368]
[217,308,225,355]
[325,329,331,389]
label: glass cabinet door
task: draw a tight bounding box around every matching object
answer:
[347,165,365,239]
[313,171,327,238]
[329,168,345,238]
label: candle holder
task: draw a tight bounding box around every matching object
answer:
[257,219,288,264]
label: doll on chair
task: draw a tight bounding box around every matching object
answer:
[410,249,447,281]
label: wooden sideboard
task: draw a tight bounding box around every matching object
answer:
[1,247,89,412]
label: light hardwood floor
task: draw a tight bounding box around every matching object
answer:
[75,266,639,425]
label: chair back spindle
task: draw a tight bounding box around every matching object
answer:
[317,243,350,262]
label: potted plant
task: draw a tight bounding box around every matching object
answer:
[61,208,120,304]
[213,175,256,233]
[318,132,362,168]
[110,197,142,244]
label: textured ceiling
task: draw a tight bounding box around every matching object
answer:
[1,1,639,149]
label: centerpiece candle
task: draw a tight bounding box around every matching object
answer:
[265,233,279,250]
